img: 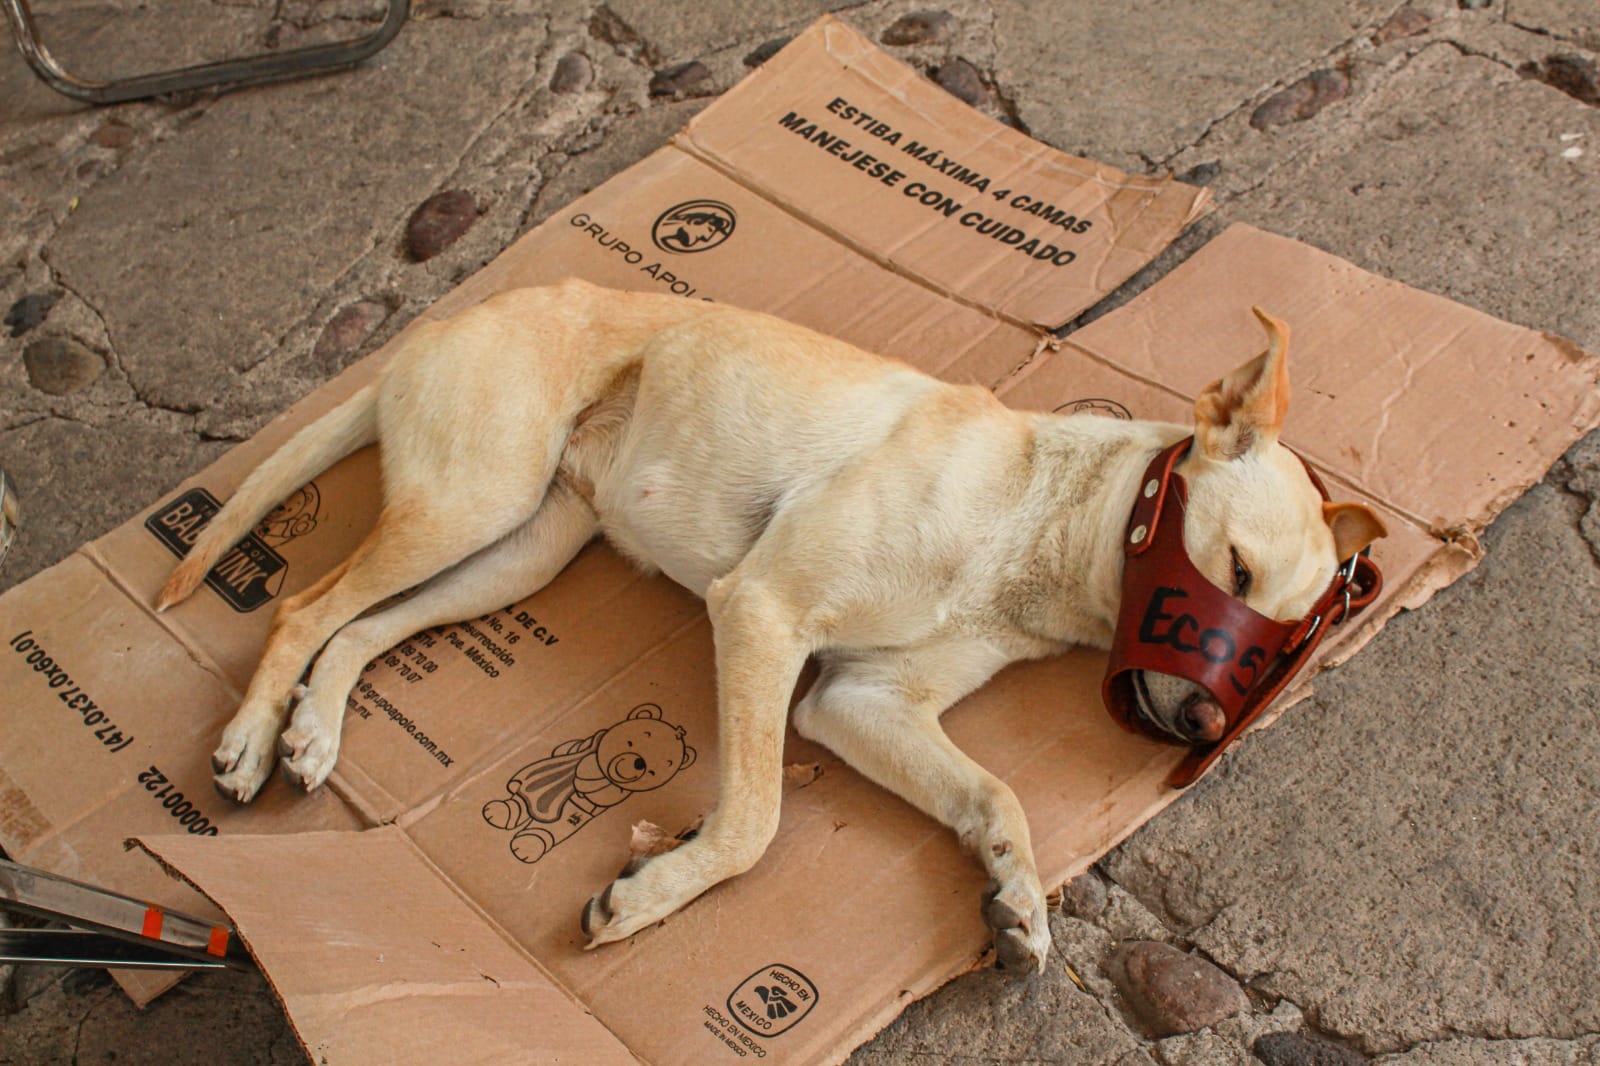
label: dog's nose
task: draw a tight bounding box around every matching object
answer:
[1181,694,1227,743]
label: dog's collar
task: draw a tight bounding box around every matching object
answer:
[1101,437,1382,789]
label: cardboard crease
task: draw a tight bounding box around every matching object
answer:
[670,130,1039,338]
[76,542,246,707]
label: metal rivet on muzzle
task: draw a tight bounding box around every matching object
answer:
[1130,524,1147,544]
[1143,478,1159,498]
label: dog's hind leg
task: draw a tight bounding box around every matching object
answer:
[212,480,558,803]
[274,481,598,792]
[787,642,1051,973]
[209,291,646,803]
[581,571,809,946]
[205,556,347,798]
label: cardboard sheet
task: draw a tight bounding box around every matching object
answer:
[2,16,1597,1066]
[140,828,637,1066]
[671,18,1210,329]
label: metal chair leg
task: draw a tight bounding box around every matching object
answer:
[3,0,408,105]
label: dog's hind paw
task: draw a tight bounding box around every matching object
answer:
[277,725,338,793]
[983,879,1050,975]
[581,878,665,947]
[579,879,665,948]
[211,718,277,804]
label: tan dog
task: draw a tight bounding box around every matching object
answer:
[158,281,1384,972]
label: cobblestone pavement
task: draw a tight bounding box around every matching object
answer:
[3,0,1598,1062]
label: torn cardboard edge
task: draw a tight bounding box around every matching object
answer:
[0,12,1597,1066]
[1028,224,1600,531]
[132,829,640,1066]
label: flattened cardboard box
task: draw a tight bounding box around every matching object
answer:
[2,16,1596,1065]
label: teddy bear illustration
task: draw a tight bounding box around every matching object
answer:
[482,703,697,864]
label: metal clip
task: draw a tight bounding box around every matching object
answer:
[1296,554,1362,649]
[1334,553,1360,625]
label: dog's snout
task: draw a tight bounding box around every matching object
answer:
[1180,694,1227,743]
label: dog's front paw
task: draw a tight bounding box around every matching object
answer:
[579,856,687,948]
[983,877,1050,975]
[211,715,280,804]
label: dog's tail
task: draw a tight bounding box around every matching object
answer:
[156,385,379,611]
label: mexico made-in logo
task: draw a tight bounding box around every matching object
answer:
[651,199,737,254]
[727,963,818,1038]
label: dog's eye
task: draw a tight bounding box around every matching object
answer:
[1230,548,1252,596]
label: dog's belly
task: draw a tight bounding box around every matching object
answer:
[595,462,756,597]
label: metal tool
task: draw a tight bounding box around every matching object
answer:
[0,858,254,971]
[3,0,408,105]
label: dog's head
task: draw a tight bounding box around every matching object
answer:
[1132,308,1386,743]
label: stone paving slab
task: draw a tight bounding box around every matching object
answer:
[1105,479,1600,1053]
[1222,42,1600,347]
[44,13,552,411]
[993,0,1395,172]
[0,969,305,1065]
[3,0,1598,1063]
[5,2,273,100]
[1506,0,1600,50]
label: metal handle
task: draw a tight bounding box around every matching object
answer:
[4,0,408,105]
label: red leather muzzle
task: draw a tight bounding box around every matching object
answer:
[1102,439,1381,789]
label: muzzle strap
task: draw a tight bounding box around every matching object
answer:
[1167,549,1380,786]
[1101,438,1383,789]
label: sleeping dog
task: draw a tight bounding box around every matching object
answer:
[158,281,1385,971]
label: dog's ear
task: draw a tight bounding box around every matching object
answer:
[1194,307,1292,461]
[678,745,697,772]
[628,703,663,721]
[1323,501,1387,559]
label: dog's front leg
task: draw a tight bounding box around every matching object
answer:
[582,574,808,946]
[792,645,1051,972]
